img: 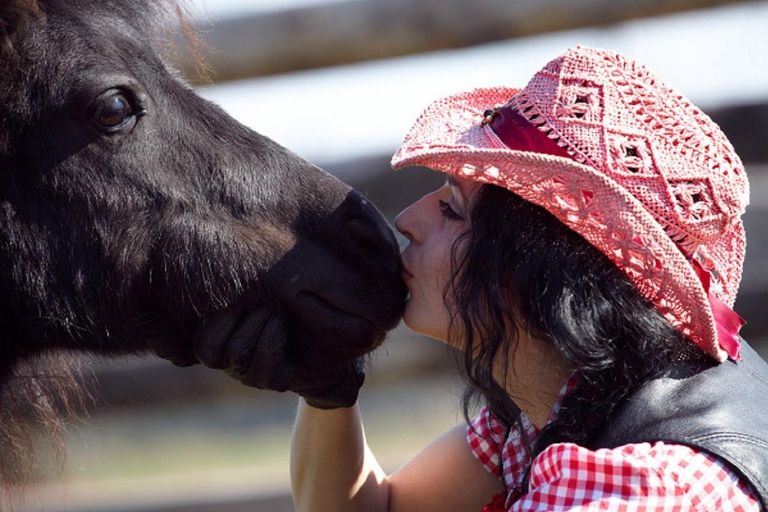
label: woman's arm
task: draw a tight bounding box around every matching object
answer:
[291,399,388,512]
[290,398,505,512]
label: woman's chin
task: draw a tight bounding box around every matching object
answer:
[401,306,449,344]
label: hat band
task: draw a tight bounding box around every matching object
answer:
[691,257,745,360]
[484,105,573,159]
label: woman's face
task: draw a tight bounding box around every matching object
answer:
[395,176,480,345]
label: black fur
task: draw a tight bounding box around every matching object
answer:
[0,0,406,480]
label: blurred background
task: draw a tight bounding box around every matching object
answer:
[15,1,768,510]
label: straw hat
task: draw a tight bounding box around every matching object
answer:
[392,46,749,362]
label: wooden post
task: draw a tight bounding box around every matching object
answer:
[177,0,758,83]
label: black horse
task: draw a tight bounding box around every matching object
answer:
[0,0,406,484]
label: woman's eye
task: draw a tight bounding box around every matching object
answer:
[438,199,464,221]
[93,93,134,131]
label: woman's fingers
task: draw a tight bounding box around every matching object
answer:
[193,307,242,369]
[224,309,296,391]
[192,305,365,408]
[224,307,273,376]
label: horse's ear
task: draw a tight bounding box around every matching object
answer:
[0,0,40,53]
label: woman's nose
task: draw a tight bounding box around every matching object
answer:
[395,203,416,242]
[395,193,431,244]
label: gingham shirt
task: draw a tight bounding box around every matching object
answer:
[467,384,761,511]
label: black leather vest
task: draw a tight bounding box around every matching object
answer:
[591,340,768,510]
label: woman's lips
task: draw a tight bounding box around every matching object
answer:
[400,257,414,281]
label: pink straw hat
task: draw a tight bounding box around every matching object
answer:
[392,46,749,362]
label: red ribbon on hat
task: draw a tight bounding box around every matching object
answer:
[690,257,745,360]
[485,105,574,159]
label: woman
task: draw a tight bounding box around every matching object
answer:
[289,46,768,511]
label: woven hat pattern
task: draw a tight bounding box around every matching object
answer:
[392,46,749,361]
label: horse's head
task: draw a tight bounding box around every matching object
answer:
[0,0,406,380]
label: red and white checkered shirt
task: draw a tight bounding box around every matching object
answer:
[467,381,761,511]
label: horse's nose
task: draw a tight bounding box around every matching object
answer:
[342,191,401,274]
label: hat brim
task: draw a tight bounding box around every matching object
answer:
[392,86,730,361]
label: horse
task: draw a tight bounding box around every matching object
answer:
[0,0,406,487]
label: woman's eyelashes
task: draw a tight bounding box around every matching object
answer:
[438,199,464,221]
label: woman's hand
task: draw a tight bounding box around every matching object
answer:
[192,306,365,409]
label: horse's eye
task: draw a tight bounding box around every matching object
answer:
[93,93,134,131]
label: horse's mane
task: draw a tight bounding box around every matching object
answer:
[0,0,38,51]
[0,0,210,78]
[170,1,214,82]
[0,353,92,491]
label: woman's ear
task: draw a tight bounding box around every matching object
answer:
[0,0,39,53]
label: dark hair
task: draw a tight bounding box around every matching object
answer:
[446,183,694,458]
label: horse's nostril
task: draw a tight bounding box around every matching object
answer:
[346,217,399,273]
[348,218,382,249]
[331,190,401,276]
